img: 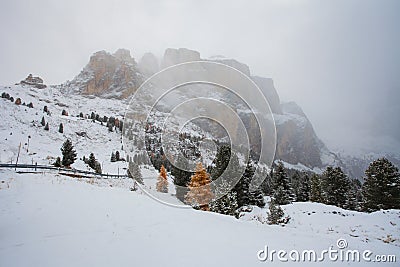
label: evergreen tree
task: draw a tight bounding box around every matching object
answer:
[210,178,238,216]
[362,158,400,212]
[54,156,61,167]
[346,178,363,211]
[291,171,302,201]
[296,173,310,202]
[41,116,46,126]
[246,161,265,207]
[249,188,266,207]
[44,122,49,131]
[61,139,77,167]
[233,162,251,208]
[271,162,293,205]
[267,199,285,225]
[111,152,116,162]
[88,153,96,169]
[321,166,350,208]
[128,161,143,184]
[43,105,48,113]
[94,162,102,174]
[172,155,192,202]
[156,165,168,193]
[210,145,231,180]
[310,173,323,202]
[58,123,63,133]
[115,151,120,161]
[185,162,213,211]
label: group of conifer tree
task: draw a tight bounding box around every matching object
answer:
[154,143,399,222]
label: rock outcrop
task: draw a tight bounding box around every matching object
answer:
[63,49,143,98]
[20,74,47,89]
[138,52,159,77]
[161,48,201,68]
[274,102,335,167]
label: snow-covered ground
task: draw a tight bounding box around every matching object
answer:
[0,85,128,174]
[0,170,399,267]
[1,85,399,266]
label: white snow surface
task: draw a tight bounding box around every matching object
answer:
[0,170,399,267]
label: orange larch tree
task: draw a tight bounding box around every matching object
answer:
[185,162,214,211]
[156,165,168,193]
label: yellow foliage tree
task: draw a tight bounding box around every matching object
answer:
[156,165,168,193]
[185,162,214,211]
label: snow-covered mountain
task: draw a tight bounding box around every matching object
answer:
[57,47,338,170]
[1,54,399,267]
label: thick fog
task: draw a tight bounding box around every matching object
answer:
[0,0,399,155]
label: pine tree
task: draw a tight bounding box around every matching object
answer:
[362,158,400,212]
[310,173,323,202]
[94,162,102,174]
[41,116,46,126]
[267,199,285,225]
[185,162,213,211]
[156,165,168,193]
[233,162,251,208]
[210,145,231,180]
[54,156,61,167]
[43,106,48,113]
[296,173,310,202]
[88,153,96,169]
[346,178,362,211]
[61,139,77,167]
[115,151,120,161]
[271,162,293,205]
[246,161,266,207]
[44,122,49,131]
[291,171,301,201]
[322,166,350,208]
[111,152,116,162]
[128,161,143,184]
[172,155,192,202]
[58,123,63,133]
[210,178,238,216]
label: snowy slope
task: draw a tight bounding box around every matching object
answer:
[0,85,129,174]
[0,170,399,267]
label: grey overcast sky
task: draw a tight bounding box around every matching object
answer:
[0,0,399,155]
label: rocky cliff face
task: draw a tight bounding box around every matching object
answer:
[138,52,159,77]
[161,48,201,69]
[61,47,335,169]
[63,49,143,98]
[274,102,331,167]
